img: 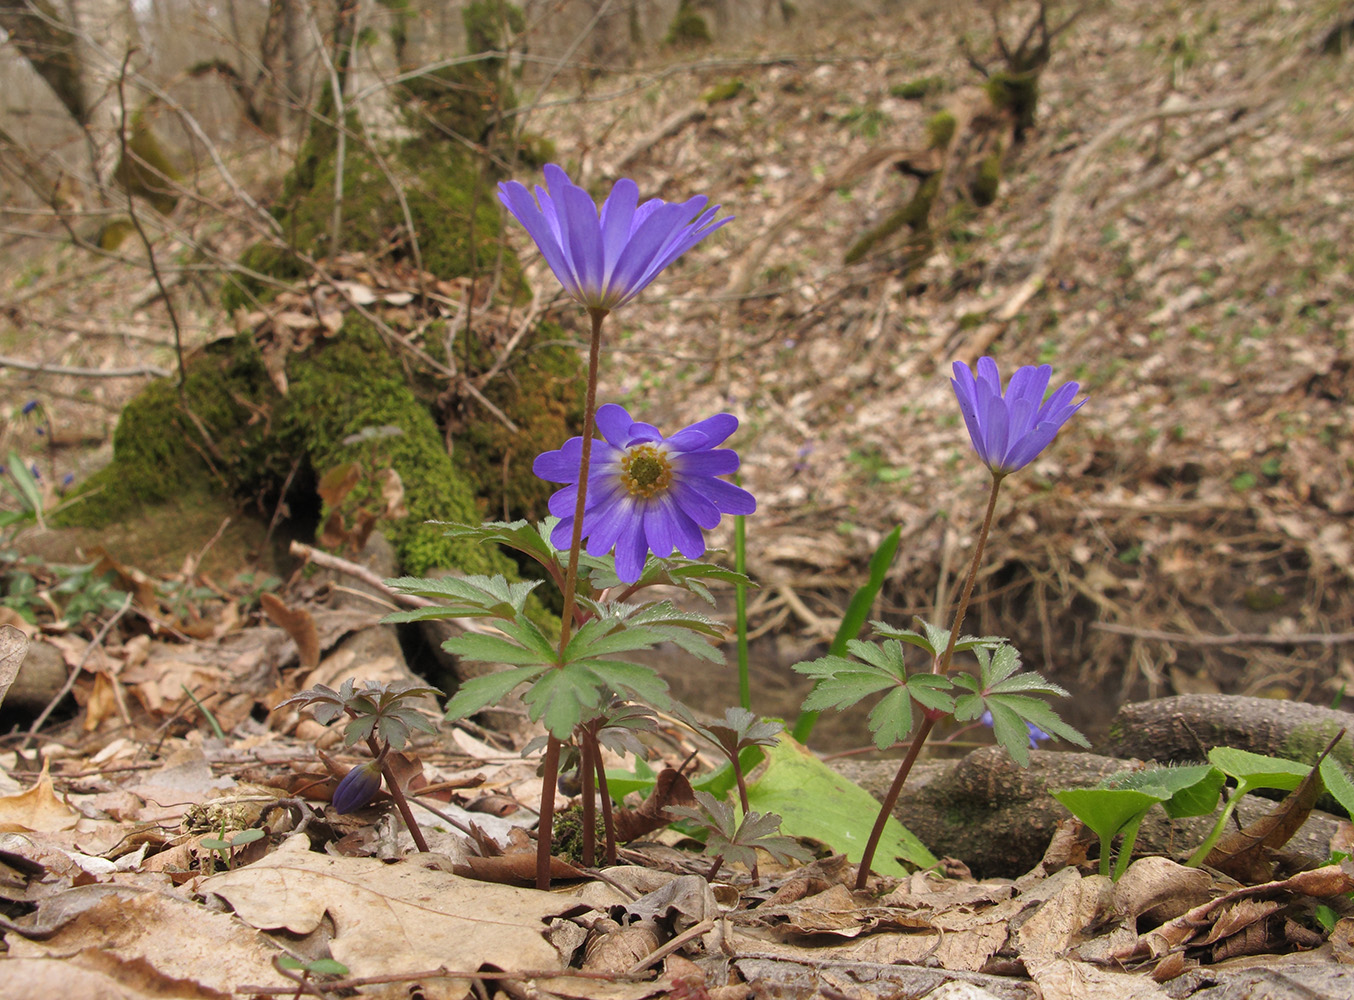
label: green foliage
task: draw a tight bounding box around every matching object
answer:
[435,594,724,739]
[667,790,811,878]
[279,677,441,750]
[1184,746,1313,867]
[746,736,937,874]
[792,524,902,743]
[950,643,1089,766]
[1055,765,1221,878]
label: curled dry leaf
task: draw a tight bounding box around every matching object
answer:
[0,623,28,710]
[259,592,320,669]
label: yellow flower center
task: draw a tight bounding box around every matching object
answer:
[620,444,673,498]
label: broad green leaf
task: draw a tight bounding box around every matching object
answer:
[1053,785,1166,877]
[443,665,548,721]
[605,757,658,801]
[746,736,937,874]
[1209,747,1310,791]
[1102,764,1223,819]
[1320,757,1354,817]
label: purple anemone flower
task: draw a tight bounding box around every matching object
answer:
[498,164,731,314]
[331,760,383,813]
[533,403,756,583]
[951,357,1086,476]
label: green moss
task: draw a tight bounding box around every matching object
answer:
[890,76,944,100]
[844,174,940,265]
[924,111,957,151]
[972,149,1002,207]
[985,70,1039,137]
[112,109,182,215]
[57,335,281,528]
[664,1,711,47]
[453,320,584,523]
[701,79,745,104]
[284,316,511,577]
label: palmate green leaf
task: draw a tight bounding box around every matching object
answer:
[866,686,916,749]
[573,659,670,708]
[437,519,562,571]
[971,643,1023,689]
[522,663,609,738]
[795,656,896,712]
[906,673,956,714]
[383,574,541,623]
[443,664,550,722]
[872,617,1005,659]
[441,632,557,667]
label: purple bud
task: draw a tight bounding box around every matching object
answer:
[30,464,40,480]
[62,473,75,487]
[21,400,38,415]
[331,760,383,813]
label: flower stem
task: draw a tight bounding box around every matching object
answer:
[536,734,562,889]
[935,473,1005,675]
[855,475,1004,890]
[579,731,597,868]
[366,735,429,853]
[593,743,618,865]
[558,309,608,650]
[539,309,605,890]
[854,716,936,891]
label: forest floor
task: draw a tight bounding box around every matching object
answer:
[1,1,1354,997]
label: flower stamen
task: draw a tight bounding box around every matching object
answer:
[621,444,673,498]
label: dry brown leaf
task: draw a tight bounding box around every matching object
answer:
[0,763,80,833]
[0,623,28,710]
[316,461,361,508]
[377,467,408,519]
[4,884,284,995]
[613,767,696,843]
[203,836,581,993]
[1112,856,1214,923]
[258,592,319,670]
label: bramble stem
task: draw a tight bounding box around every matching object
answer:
[558,309,608,649]
[853,717,935,890]
[366,735,429,853]
[935,473,1004,675]
[536,734,562,889]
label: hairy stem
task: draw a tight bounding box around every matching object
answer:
[579,731,596,868]
[935,473,1004,674]
[593,742,618,865]
[854,716,936,890]
[536,734,562,890]
[558,309,608,647]
[366,735,429,853]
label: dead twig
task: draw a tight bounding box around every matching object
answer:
[19,592,133,752]
[1092,621,1354,648]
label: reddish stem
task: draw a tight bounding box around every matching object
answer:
[536,734,562,890]
[853,716,936,891]
[579,732,596,868]
[365,735,429,853]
